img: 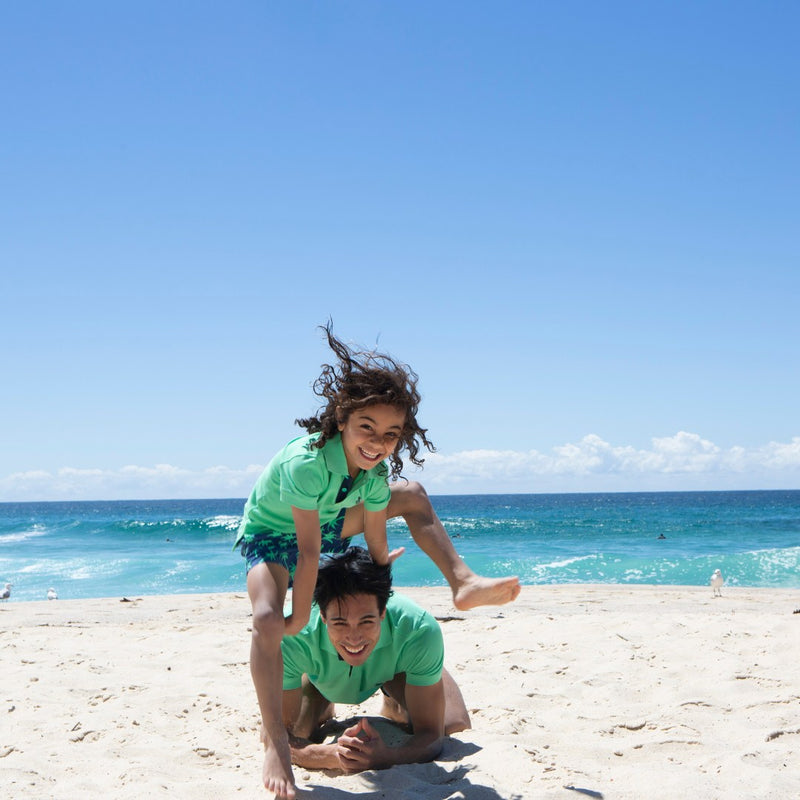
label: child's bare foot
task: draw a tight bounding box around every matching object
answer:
[452,575,521,610]
[262,736,296,799]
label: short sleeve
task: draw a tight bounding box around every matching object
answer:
[398,615,444,687]
[278,452,326,510]
[281,635,309,691]
[362,470,391,512]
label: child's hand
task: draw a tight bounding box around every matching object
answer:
[388,547,405,564]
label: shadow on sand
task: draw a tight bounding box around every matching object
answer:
[297,716,521,800]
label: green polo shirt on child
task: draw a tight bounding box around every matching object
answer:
[281,594,444,705]
[234,432,391,548]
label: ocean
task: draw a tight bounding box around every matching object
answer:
[1,491,799,603]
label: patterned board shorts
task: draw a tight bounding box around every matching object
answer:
[239,508,349,584]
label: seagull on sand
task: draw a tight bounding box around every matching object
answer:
[710,569,724,597]
[1,583,11,601]
[47,587,58,601]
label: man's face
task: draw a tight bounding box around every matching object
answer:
[321,592,386,667]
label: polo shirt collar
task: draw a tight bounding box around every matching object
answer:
[320,433,350,478]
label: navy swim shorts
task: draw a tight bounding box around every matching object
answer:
[240,509,350,583]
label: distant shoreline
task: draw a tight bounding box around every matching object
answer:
[4,583,799,607]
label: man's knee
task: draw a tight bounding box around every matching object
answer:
[442,669,471,734]
[444,709,471,735]
[290,678,335,739]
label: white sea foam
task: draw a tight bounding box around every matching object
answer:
[164,561,194,576]
[751,546,800,581]
[0,527,48,544]
[538,555,597,570]
[206,515,241,531]
[526,554,599,581]
[18,560,48,574]
[67,561,128,580]
[623,569,645,580]
[19,558,130,580]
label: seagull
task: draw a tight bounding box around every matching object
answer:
[47,587,58,601]
[1,583,11,601]
[710,569,724,597]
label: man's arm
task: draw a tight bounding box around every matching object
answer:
[287,734,343,770]
[336,680,446,771]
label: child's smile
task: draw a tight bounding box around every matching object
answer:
[337,404,406,477]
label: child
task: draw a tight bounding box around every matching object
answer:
[236,323,520,798]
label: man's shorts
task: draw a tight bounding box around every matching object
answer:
[239,508,349,584]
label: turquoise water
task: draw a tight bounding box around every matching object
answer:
[1,491,798,602]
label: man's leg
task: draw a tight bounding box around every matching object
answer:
[381,670,471,735]
[284,677,335,742]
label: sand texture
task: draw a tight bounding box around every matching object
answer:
[3,585,799,799]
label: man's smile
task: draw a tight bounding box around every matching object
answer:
[323,593,386,666]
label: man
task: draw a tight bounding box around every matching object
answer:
[279,546,471,775]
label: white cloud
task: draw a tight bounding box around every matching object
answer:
[0,464,265,502]
[754,437,800,469]
[1,433,799,501]
[414,432,800,494]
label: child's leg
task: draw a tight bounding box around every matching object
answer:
[247,562,296,798]
[385,481,521,610]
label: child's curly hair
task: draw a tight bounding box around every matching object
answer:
[295,322,435,480]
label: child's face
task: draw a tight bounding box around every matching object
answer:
[337,404,406,476]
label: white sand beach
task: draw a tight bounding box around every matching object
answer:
[3,585,799,799]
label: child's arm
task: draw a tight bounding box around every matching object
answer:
[285,507,322,635]
[363,508,390,566]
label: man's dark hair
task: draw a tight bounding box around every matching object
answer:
[314,546,393,615]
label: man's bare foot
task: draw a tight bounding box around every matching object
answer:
[452,575,521,610]
[263,736,296,799]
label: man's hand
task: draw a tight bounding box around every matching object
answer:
[336,718,390,772]
[388,547,405,564]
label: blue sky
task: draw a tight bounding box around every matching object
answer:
[2,1,799,501]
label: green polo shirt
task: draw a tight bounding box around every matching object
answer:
[281,594,444,705]
[235,432,391,547]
